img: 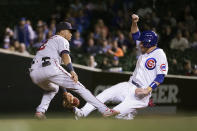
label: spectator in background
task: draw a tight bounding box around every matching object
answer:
[32,32,45,49]
[191,32,197,49]
[109,56,122,72]
[112,10,124,29]
[26,19,36,39]
[100,27,108,41]
[75,9,90,33]
[112,56,120,67]
[14,17,35,48]
[116,31,131,53]
[86,38,99,55]
[170,30,189,51]
[49,20,56,35]
[193,65,197,76]
[183,60,193,76]
[70,0,83,11]
[184,30,192,43]
[71,31,84,49]
[151,11,160,27]
[96,19,108,38]
[35,20,47,40]
[18,43,30,56]
[166,11,177,27]
[13,40,20,52]
[98,40,111,54]
[160,25,173,49]
[100,57,111,70]
[184,5,196,33]
[87,55,97,68]
[3,27,14,49]
[108,39,124,57]
[88,32,95,39]
[94,25,101,40]
[169,58,182,75]
[46,30,53,39]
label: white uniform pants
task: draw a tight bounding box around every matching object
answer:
[81,82,150,120]
[30,61,108,113]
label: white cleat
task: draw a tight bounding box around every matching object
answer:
[73,107,84,120]
[102,108,120,117]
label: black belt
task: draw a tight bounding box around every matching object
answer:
[132,80,141,88]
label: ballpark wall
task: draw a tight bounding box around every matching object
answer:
[0,50,197,113]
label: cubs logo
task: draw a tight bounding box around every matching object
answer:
[160,64,166,71]
[145,58,156,70]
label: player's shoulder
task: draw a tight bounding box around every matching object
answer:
[154,48,166,56]
[55,35,68,41]
[54,35,69,44]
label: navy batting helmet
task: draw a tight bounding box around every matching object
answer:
[138,31,158,48]
[56,22,76,33]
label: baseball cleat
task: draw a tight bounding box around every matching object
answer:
[102,108,120,117]
[73,107,84,120]
[34,112,46,120]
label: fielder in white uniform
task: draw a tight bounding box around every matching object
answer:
[30,22,119,119]
[74,14,168,120]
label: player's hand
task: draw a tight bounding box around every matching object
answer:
[135,88,151,99]
[132,14,139,23]
[70,71,78,83]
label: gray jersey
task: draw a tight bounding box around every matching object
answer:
[34,35,70,65]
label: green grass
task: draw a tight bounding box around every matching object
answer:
[0,114,197,131]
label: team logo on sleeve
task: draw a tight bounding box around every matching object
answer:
[160,64,166,71]
[145,58,156,70]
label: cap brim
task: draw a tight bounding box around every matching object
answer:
[69,29,77,33]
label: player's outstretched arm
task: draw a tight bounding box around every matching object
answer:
[130,14,139,34]
[62,53,78,83]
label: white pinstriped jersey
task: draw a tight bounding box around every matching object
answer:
[129,48,168,88]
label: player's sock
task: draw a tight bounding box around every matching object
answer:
[81,103,97,117]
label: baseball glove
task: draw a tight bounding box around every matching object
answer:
[62,92,80,109]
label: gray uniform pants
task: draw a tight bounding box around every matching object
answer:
[30,60,107,113]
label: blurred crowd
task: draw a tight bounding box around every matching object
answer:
[1,0,197,76]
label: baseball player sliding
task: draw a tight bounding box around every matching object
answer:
[74,14,168,120]
[30,22,119,119]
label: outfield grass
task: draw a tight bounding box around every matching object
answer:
[0,114,197,131]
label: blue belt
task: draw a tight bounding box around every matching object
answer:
[132,80,141,88]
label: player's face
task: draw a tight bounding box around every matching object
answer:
[139,42,148,54]
[65,30,72,41]
[61,30,72,41]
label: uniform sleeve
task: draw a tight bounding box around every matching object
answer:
[132,31,140,41]
[156,51,168,75]
[58,38,70,56]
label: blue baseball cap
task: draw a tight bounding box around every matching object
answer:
[138,31,158,48]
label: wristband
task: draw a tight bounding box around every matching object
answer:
[149,82,158,89]
[147,87,152,92]
[66,63,74,73]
